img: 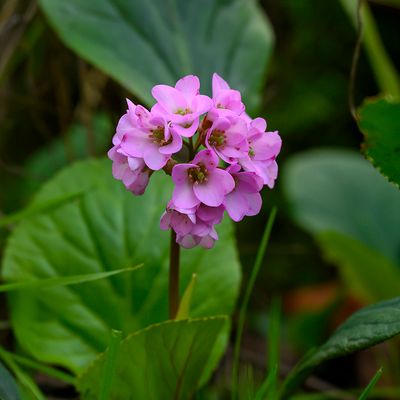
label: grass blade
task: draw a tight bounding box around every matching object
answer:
[3,351,75,385]
[254,364,278,400]
[0,347,45,400]
[176,273,197,320]
[0,264,143,293]
[266,298,281,399]
[231,207,277,400]
[99,329,122,400]
[358,367,383,400]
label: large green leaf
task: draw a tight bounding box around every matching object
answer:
[1,158,241,374]
[38,0,274,111]
[317,232,400,303]
[358,98,400,188]
[78,317,228,399]
[282,297,400,397]
[283,149,400,265]
[0,361,20,400]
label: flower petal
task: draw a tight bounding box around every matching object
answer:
[151,84,187,114]
[193,168,234,206]
[175,75,200,101]
[143,146,169,170]
[159,130,183,154]
[192,149,219,170]
[212,73,230,97]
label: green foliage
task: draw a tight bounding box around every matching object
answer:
[39,0,274,111]
[284,149,400,301]
[282,297,400,397]
[1,158,241,375]
[0,361,20,400]
[358,97,400,188]
[78,317,228,399]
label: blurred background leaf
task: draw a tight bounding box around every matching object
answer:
[0,360,20,400]
[38,0,274,111]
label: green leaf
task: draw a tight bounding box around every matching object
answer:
[316,232,400,303]
[78,317,228,399]
[0,361,20,400]
[38,0,274,111]
[283,149,400,265]
[1,158,241,375]
[359,367,383,400]
[282,297,400,397]
[358,97,400,188]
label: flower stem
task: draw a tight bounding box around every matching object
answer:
[169,230,180,319]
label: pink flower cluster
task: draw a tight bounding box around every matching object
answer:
[109,74,281,249]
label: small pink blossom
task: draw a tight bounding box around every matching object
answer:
[108,145,150,195]
[224,164,263,222]
[211,73,245,117]
[205,116,248,163]
[240,118,282,188]
[172,150,235,208]
[152,75,213,137]
[119,105,182,170]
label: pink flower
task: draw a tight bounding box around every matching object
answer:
[211,73,245,117]
[240,118,282,188]
[224,164,263,222]
[160,205,195,236]
[205,116,248,163]
[172,150,235,208]
[119,105,182,170]
[114,99,139,145]
[178,204,224,249]
[108,145,150,195]
[152,75,213,137]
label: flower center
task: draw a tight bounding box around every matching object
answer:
[188,163,208,184]
[150,126,171,146]
[209,129,225,148]
[175,107,191,116]
[249,147,255,157]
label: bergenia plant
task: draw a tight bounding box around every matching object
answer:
[108,73,282,318]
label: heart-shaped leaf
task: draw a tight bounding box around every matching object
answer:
[78,317,228,399]
[282,297,400,397]
[38,0,274,111]
[1,158,241,375]
[358,97,400,188]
